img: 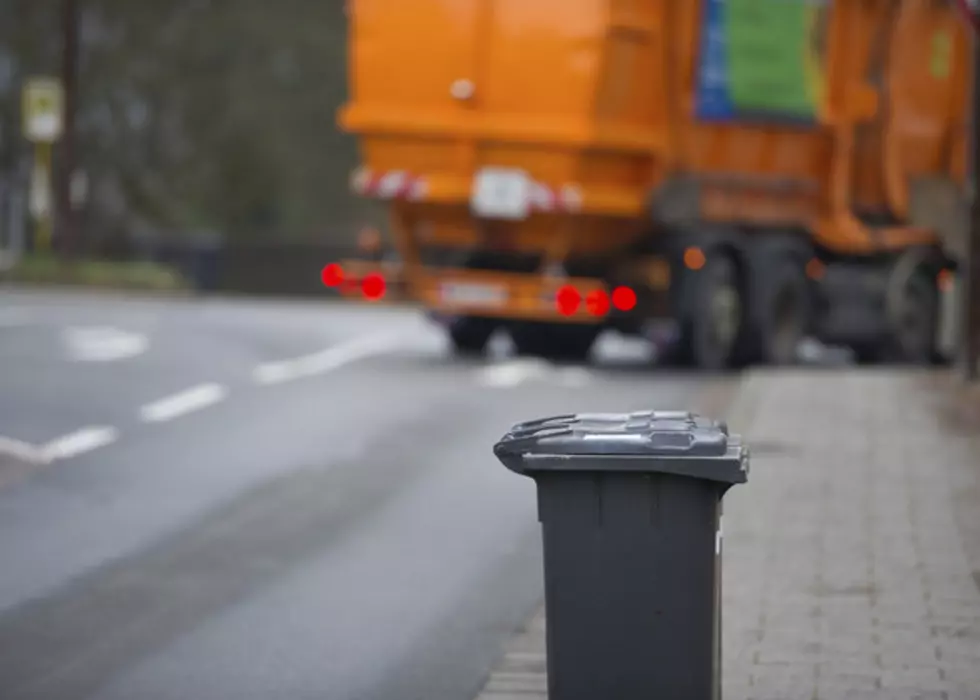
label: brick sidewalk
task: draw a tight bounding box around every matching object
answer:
[474,369,980,700]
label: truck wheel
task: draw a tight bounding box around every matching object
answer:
[447,317,496,356]
[850,257,939,366]
[889,267,939,365]
[511,323,599,362]
[683,252,742,371]
[851,342,886,365]
[754,257,810,365]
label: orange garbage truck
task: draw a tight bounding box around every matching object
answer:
[334,0,970,369]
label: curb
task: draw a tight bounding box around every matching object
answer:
[0,282,194,300]
[0,282,423,307]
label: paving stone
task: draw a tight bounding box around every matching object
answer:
[473,370,980,700]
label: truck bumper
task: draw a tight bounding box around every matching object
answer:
[333,259,670,329]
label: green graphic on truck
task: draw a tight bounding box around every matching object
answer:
[696,0,831,122]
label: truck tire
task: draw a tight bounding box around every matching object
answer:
[511,323,599,362]
[887,266,939,365]
[447,317,496,356]
[851,342,886,365]
[749,255,810,365]
[681,252,743,371]
[849,254,940,365]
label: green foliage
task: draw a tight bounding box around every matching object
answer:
[3,253,187,290]
[0,0,384,247]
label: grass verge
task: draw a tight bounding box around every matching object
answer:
[0,254,188,292]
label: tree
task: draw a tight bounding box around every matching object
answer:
[0,0,383,253]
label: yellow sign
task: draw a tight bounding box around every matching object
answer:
[931,32,952,80]
[22,77,64,143]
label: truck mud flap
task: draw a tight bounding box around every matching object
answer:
[937,270,961,360]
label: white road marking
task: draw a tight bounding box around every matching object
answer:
[40,426,119,462]
[253,331,405,385]
[64,326,148,362]
[557,367,593,387]
[140,383,227,423]
[0,436,49,465]
[0,427,119,465]
[476,358,594,389]
[477,358,553,388]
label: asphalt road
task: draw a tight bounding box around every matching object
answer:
[0,289,726,700]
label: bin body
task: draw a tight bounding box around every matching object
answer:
[494,410,748,700]
[538,471,721,699]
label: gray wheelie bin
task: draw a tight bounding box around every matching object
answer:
[493,410,749,700]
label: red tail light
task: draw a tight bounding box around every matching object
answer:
[321,263,344,287]
[586,289,610,316]
[556,285,581,316]
[361,273,386,300]
[611,286,636,312]
[555,286,624,317]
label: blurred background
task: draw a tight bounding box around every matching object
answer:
[0,0,385,295]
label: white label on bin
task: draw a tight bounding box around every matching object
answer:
[715,516,723,556]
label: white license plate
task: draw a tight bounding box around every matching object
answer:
[439,282,508,306]
[471,168,531,220]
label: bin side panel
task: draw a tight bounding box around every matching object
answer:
[536,471,721,700]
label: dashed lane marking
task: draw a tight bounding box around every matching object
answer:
[1,331,410,474]
[41,427,119,461]
[63,326,149,362]
[0,427,119,466]
[0,436,48,465]
[140,383,228,423]
[252,331,405,385]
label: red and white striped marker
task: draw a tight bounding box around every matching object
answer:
[350,167,582,213]
[529,182,583,213]
[350,167,428,201]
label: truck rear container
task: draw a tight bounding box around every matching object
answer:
[335,0,969,369]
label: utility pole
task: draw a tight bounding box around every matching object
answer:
[956,0,980,381]
[57,0,79,258]
[969,49,980,381]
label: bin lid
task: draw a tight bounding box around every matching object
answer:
[493,410,748,484]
